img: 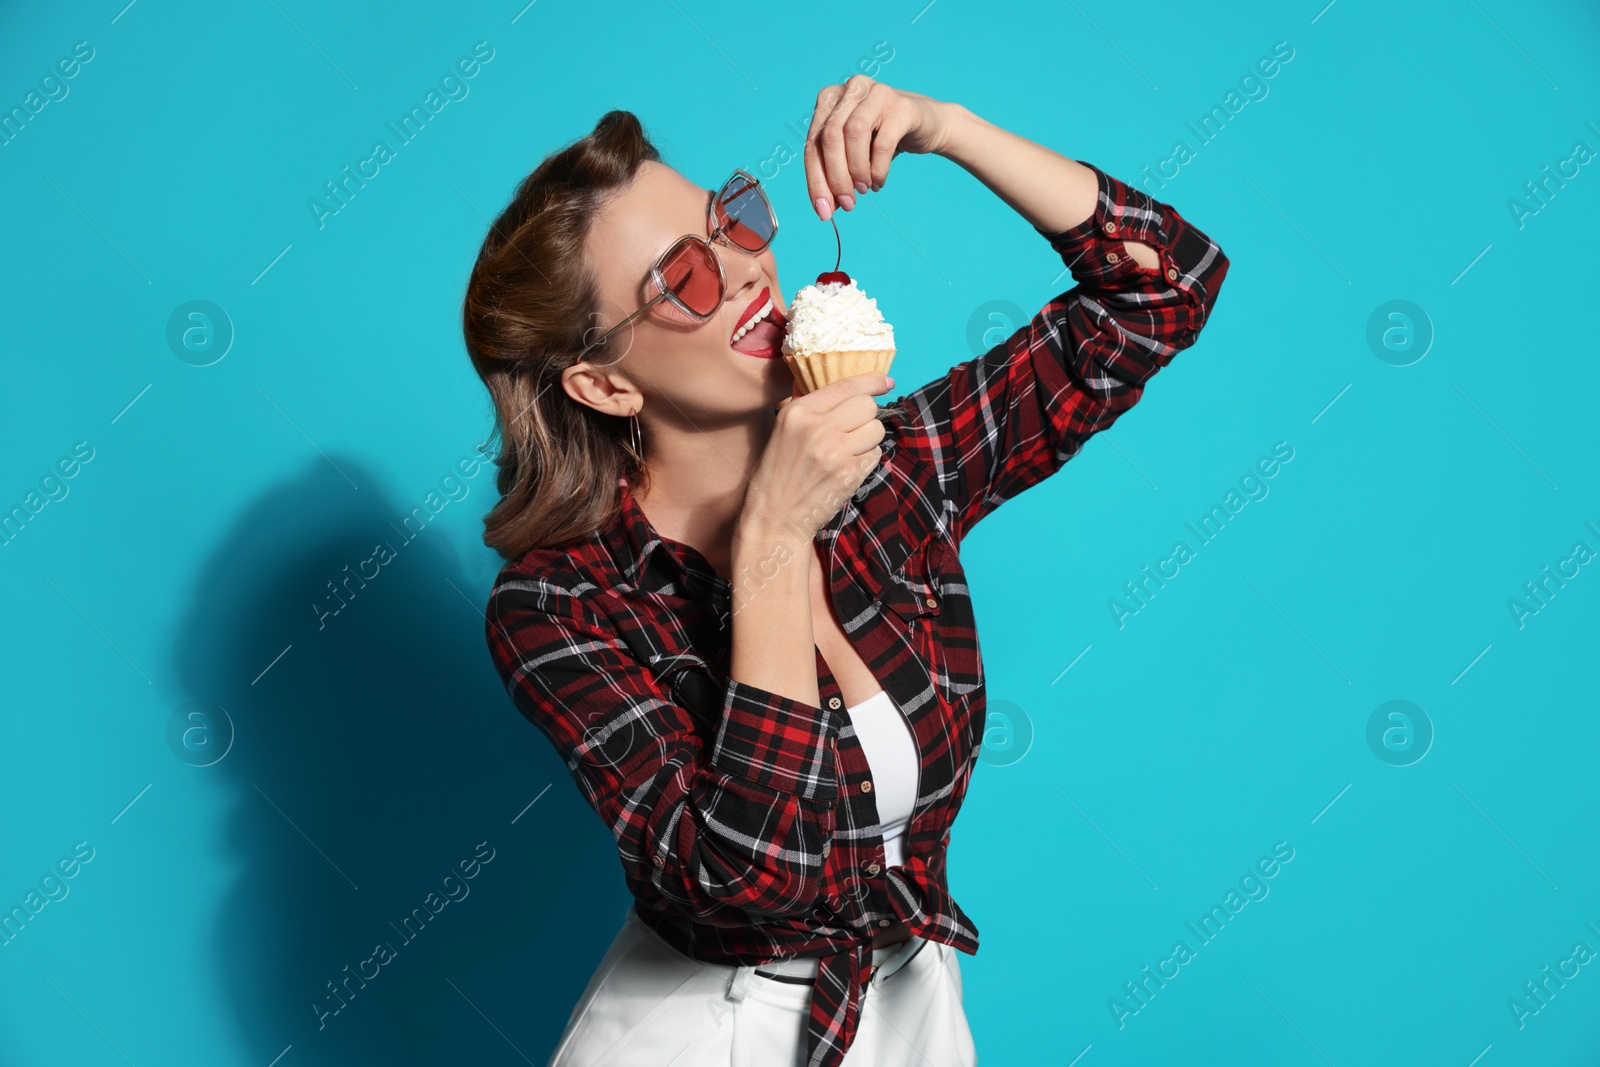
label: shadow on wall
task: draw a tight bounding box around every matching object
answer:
[169,454,629,1066]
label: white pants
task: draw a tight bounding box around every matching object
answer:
[545,904,978,1067]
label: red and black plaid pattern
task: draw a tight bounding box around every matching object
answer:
[486,160,1229,1067]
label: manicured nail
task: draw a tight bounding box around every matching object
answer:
[813,195,832,220]
[838,192,855,211]
[854,179,869,194]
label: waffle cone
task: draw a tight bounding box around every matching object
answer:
[783,348,896,395]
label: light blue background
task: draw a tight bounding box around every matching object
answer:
[4,1,1598,1064]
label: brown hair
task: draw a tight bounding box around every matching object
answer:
[463,109,905,562]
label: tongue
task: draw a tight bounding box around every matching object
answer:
[732,318,784,355]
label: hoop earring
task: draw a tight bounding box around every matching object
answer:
[629,411,644,463]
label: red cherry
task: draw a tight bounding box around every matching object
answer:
[815,270,852,285]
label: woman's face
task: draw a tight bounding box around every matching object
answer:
[567,160,792,426]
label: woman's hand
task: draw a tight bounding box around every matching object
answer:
[740,371,893,544]
[803,76,957,220]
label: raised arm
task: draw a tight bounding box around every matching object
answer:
[805,82,1231,544]
[889,109,1222,543]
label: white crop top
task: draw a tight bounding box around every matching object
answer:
[842,689,919,868]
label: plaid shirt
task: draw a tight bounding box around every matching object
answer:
[485,160,1229,1067]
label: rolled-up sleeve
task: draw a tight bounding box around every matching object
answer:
[893,160,1231,543]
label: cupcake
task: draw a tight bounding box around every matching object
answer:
[780,270,896,395]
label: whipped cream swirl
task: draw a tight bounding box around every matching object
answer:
[781,279,895,355]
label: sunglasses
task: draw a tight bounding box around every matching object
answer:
[577,169,778,359]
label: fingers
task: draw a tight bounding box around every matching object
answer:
[804,75,884,219]
[867,96,913,193]
[817,80,866,214]
[797,370,892,413]
[840,82,893,194]
[841,417,888,458]
[808,394,886,456]
[803,85,845,219]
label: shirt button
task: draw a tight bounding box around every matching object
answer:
[878,919,892,927]
[924,596,937,609]
[1106,251,1120,264]
[822,840,832,857]
[866,862,881,875]
[1166,267,1179,281]
[1104,220,1118,235]
[861,781,873,793]
[652,854,664,868]
[827,696,842,710]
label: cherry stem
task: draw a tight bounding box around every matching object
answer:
[831,215,841,273]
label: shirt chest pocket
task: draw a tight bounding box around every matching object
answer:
[879,537,983,699]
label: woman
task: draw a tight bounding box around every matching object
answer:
[467,76,1228,1067]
